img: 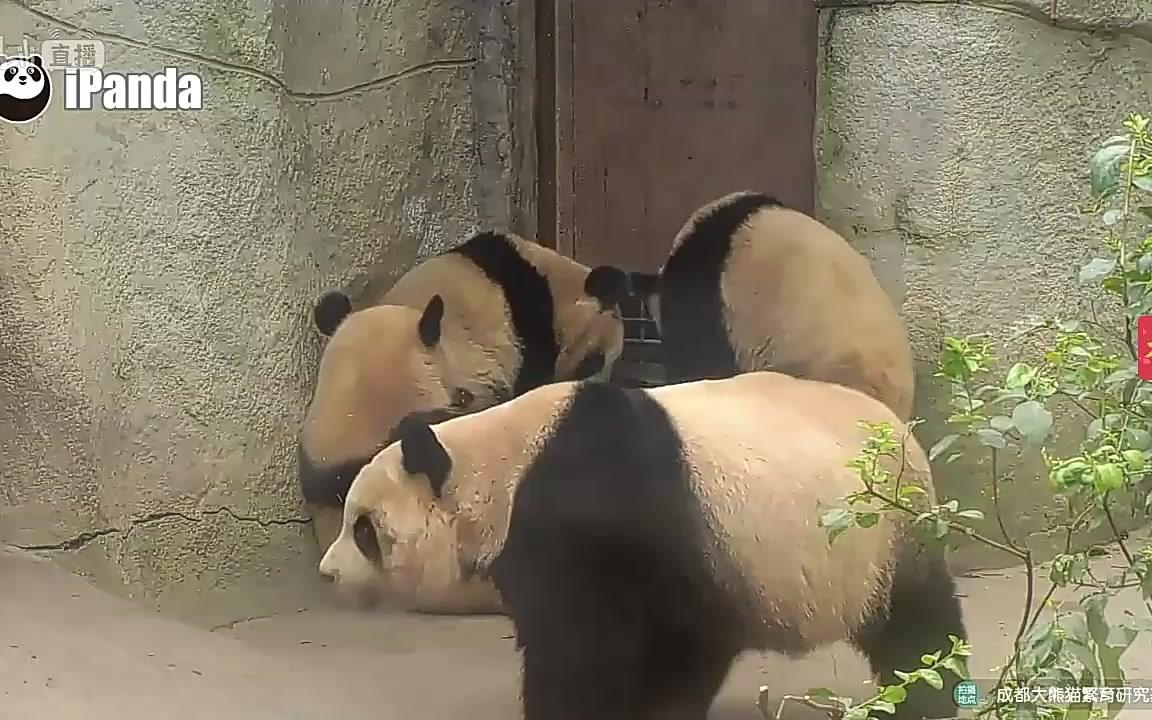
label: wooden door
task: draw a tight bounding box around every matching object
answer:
[539,0,819,272]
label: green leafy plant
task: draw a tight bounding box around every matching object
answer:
[762,114,1152,720]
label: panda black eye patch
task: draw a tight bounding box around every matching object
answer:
[353,513,390,563]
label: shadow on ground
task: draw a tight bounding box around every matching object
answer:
[4,544,1152,720]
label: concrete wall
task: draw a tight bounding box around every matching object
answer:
[0,0,531,623]
[815,0,1152,569]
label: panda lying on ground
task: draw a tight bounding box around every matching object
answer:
[318,371,967,720]
[633,190,916,421]
[299,230,629,613]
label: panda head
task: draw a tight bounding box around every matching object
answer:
[298,293,483,522]
[317,414,463,607]
[554,264,630,382]
[0,55,47,101]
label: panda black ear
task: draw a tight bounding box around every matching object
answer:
[396,414,452,498]
[30,55,43,68]
[313,290,352,336]
[418,295,444,348]
[584,265,629,309]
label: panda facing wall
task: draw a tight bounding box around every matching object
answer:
[319,371,968,720]
[638,190,917,421]
[298,230,629,613]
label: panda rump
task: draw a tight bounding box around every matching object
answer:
[654,190,917,421]
[325,371,967,720]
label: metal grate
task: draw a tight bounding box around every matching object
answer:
[609,274,666,389]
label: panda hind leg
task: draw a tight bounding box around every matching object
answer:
[851,551,968,720]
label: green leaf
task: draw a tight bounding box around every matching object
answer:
[871,701,897,715]
[933,518,949,539]
[990,415,1015,432]
[1090,143,1131,196]
[928,434,960,462]
[805,687,839,702]
[1086,418,1105,440]
[1093,463,1125,492]
[956,509,985,520]
[1122,449,1146,472]
[1005,362,1038,388]
[976,428,1007,449]
[1104,208,1124,225]
[918,669,944,690]
[1079,257,1118,284]
[940,656,968,679]
[1012,400,1054,444]
[1060,611,1092,646]
[1134,174,1152,193]
[880,685,908,704]
[899,484,927,498]
[820,508,855,543]
[1139,206,1152,221]
[856,512,880,528]
[1104,366,1138,386]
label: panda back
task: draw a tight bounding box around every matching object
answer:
[649,372,925,648]
[718,207,916,419]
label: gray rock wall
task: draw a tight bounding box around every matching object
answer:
[0,0,529,622]
[816,0,1152,568]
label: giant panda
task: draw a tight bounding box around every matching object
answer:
[636,190,916,421]
[318,371,968,720]
[299,229,629,613]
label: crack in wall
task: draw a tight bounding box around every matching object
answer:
[817,0,1152,46]
[11,507,310,553]
[3,0,479,103]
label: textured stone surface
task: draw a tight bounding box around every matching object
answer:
[0,0,526,609]
[816,1,1152,568]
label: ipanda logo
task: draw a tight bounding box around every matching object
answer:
[0,54,52,124]
[0,54,202,124]
[64,67,202,111]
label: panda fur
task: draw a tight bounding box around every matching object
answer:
[640,190,916,421]
[319,371,967,720]
[299,230,628,612]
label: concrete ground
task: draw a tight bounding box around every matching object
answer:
[3,544,1152,720]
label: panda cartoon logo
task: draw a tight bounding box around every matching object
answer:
[0,54,52,124]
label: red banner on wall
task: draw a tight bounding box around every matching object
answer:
[1139,316,1152,381]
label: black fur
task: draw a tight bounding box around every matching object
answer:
[298,446,369,508]
[450,232,558,394]
[396,415,452,498]
[852,544,968,720]
[488,381,967,720]
[353,514,382,563]
[312,290,353,336]
[489,382,746,719]
[569,351,605,381]
[584,265,629,310]
[298,406,469,510]
[418,295,445,347]
[657,192,782,384]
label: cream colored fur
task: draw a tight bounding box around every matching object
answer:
[319,382,577,612]
[302,233,624,564]
[320,372,934,645]
[654,372,931,652]
[667,192,916,421]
